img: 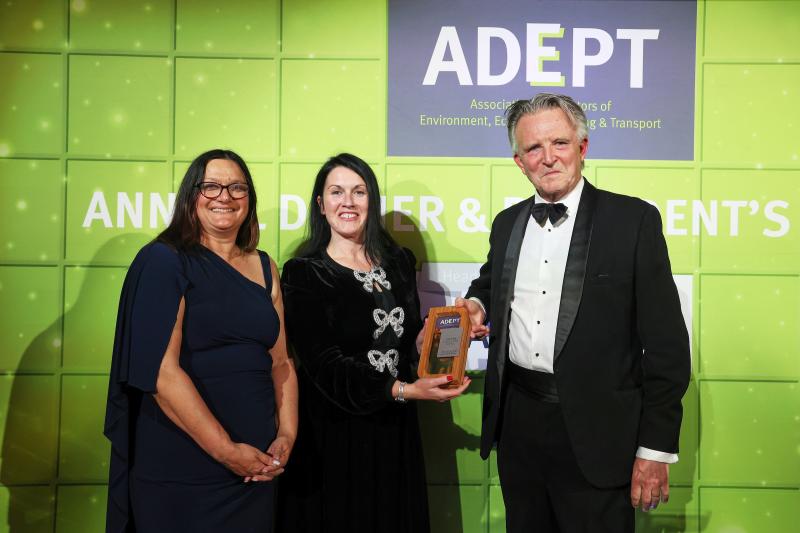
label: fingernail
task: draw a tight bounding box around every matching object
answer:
[272,459,281,466]
[446,375,453,381]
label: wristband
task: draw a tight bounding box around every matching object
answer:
[395,381,407,403]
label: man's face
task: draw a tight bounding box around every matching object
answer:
[512,108,588,203]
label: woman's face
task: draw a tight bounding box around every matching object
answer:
[195,158,250,239]
[318,166,369,242]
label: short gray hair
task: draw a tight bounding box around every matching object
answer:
[505,93,589,154]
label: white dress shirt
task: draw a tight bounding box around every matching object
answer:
[474,178,676,464]
[508,179,583,372]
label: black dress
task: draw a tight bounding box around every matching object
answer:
[276,247,430,533]
[104,242,280,533]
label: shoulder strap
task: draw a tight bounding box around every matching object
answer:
[257,250,273,293]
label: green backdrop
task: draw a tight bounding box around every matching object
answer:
[1,1,799,532]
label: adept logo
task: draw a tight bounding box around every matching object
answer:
[388,0,697,159]
[436,315,461,329]
[423,25,659,88]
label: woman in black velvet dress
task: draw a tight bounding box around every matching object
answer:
[104,149,298,532]
[276,153,471,532]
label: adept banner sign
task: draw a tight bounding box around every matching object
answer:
[388,0,697,159]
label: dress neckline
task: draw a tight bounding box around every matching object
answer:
[200,244,269,291]
[321,248,380,274]
[321,249,392,294]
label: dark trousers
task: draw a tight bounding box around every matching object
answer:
[497,381,634,533]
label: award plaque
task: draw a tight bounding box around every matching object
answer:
[417,306,470,388]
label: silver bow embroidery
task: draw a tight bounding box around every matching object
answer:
[367,349,399,377]
[353,267,392,293]
[372,307,405,339]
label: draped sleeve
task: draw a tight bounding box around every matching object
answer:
[103,242,189,533]
[281,258,397,415]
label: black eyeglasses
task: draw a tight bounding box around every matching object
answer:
[195,182,250,199]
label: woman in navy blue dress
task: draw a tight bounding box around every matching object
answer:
[104,149,298,532]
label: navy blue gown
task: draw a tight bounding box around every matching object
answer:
[104,242,280,533]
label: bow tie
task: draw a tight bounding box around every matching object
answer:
[532,202,567,226]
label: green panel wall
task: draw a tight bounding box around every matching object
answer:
[1,1,798,531]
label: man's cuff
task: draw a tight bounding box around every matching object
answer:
[467,297,486,320]
[636,446,678,464]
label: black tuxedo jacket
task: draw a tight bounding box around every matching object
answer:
[466,180,690,488]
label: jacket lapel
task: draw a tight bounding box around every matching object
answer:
[554,180,597,362]
[496,198,534,381]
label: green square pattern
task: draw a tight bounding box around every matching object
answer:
[277,163,320,263]
[700,275,799,378]
[703,64,800,165]
[0,485,55,533]
[175,58,276,160]
[672,377,699,485]
[699,381,800,485]
[0,375,59,483]
[419,377,485,484]
[68,55,171,157]
[699,488,800,533]
[59,376,110,482]
[282,0,385,56]
[386,164,491,263]
[250,162,279,260]
[0,3,799,529]
[172,160,191,189]
[69,0,172,52]
[0,0,65,49]
[0,159,63,262]
[488,484,505,532]
[700,169,799,272]
[55,485,108,533]
[596,167,698,273]
[428,484,487,533]
[63,266,125,373]
[488,449,498,485]
[176,0,279,54]
[281,60,384,159]
[66,160,172,264]
[705,1,800,60]
[0,266,61,372]
[0,53,63,156]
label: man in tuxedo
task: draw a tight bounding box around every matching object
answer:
[457,93,690,532]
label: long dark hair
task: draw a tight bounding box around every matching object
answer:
[157,149,259,253]
[298,153,398,265]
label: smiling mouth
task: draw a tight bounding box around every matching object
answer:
[211,208,235,213]
[339,213,358,219]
